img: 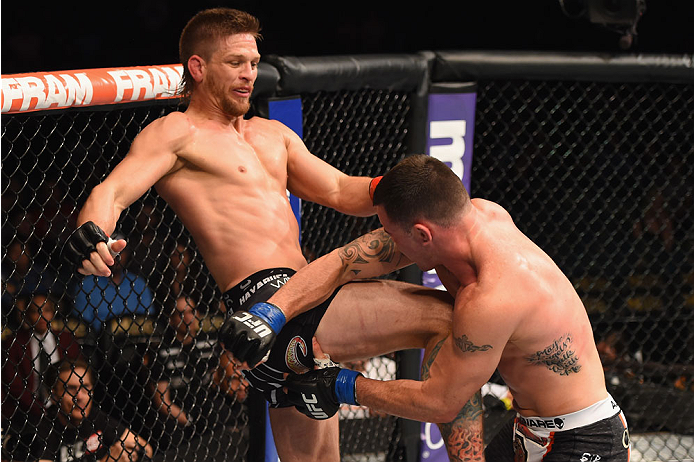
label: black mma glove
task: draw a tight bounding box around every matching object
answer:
[62,221,110,269]
[220,302,286,368]
[285,367,362,420]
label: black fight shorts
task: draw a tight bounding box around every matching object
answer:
[485,395,631,462]
[222,267,340,408]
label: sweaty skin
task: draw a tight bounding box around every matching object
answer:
[268,199,608,422]
[76,33,373,288]
[74,29,474,462]
[74,32,375,462]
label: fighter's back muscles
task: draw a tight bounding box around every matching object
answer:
[267,228,412,321]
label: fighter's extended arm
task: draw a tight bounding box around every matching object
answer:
[66,115,184,276]
[287,294,512,423]
[283,122,376,217]
[269,227,411,318]
[221,228,412,368]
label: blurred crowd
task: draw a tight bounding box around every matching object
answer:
[2,193,250,461]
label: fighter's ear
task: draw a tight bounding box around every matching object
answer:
[188,55,206,83]
[413,223,432,244]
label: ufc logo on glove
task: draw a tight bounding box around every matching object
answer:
[301,393,330,419]
[233,312,273,338]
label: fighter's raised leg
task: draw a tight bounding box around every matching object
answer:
[314,279,454,361]
[313,278,484,461]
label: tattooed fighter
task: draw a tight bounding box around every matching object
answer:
[63,8,467,461]
[236,155,631,461]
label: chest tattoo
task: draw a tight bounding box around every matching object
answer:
[525,333,582,375]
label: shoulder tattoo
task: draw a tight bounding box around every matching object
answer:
[525,333,581,376]
[454,334,492,353]
[337,228,404,276]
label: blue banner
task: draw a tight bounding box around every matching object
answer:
[265,96,303,462]
[420,89,476,461]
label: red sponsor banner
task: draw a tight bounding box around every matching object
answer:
[1,64,183,114]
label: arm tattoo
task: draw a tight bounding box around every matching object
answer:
[422,338,484,461]
[438,391,485,462]
[337,229,403,276]
[421,337,446,380]
[454,335,492,353]
[525,333,582,376]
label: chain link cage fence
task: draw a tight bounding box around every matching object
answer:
[469,78,694,460]
[2,52,693,462]
[1,85,415,460]
[299,88,413,459]
[2,100,250,462]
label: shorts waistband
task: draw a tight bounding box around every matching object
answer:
[516,394,622,433]
[222,267,296,311]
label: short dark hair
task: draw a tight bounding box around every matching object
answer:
[179,8,262,99]
[372,155,470,229]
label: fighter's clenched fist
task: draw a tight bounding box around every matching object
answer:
[62,221,126,277]
[220,302,287,368]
